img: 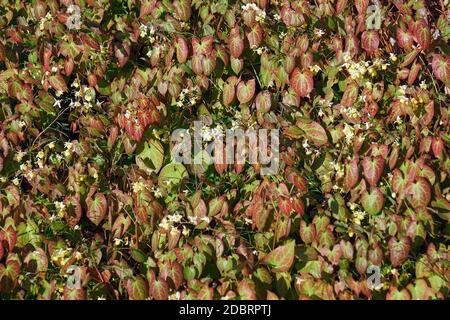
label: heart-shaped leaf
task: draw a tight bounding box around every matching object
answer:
[86,192,108,226]
[361,30,380,54]
[48,75,68,92]
[344,157,360,191]
[150,278,169,300]
[341,81,359,107]
[296,118,328,146]
[388,236,411,267]
[158,163,188,188]
[237,279,257,300]
[299,221,316,244]
[126,276,148,300]
[223,78,236,106]
[290,68,313,97]
[136,139,164,174]
[255,91,271,113]
[413,19,431,51]
[361,187,384,215]
[431,54,450,84]
[236,79,256,104]
[405,177,431,208]
[396,28,414,50]
[246,24,263,49]
[228,26,244,58]
[362,156,384,187]
[175,36,189,63]
[262,240,295,272]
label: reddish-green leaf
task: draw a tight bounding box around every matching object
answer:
[361,187,384,215]
[228,26,244,58]
[344,158,360,191]
[236,79,256,104]
[388,236,411,267]
[48,75,68,92]
[361,30,380,54]
[126,276,148,300]
[299,221,316,244]
[86,192,108,226]
[341,81,359,107]
[362,156,384,187]
[405,177,431,208]
[296,118,328,146]
[431,54,450,84]
[255,91,271,113]
[262,240,295,272]
[175,36,189,63]
[150,279,169,300]
[290,68,314,97]
[413,19,431,51]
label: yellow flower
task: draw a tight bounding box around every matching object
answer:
[347,228,354,237]
[309,65,322,75]
[389,53,397,62]
[419,80,427,90]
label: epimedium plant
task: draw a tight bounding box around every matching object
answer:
[0,0,449,300]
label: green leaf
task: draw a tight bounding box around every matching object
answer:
[158,163,188,188]
[136,139,164,174]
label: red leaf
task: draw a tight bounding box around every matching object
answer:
[237,279,257,300]
[362,156,384,187]
[432,137,444,158]
[290,68,313,97]
[246,24,263,49]
[361,30,380,54]
[63,286,85,300]
[114,41,131,68]
[0,226,16,252]
[168,261,183,290]
[192,36,214,56]
[405,177,431,208]
[86,192,108,226]
[64,57,74,76]
[344,157,360,191]
[335,0,348,15]
[281,6,304,27]
[431,54,450,84]
[413,19,431,51]
[150,279,169,300]
[228,26,244,58]
[174,0,191,22]
[126,276,148,300]
[140,0,157,18]
[341,81,359,106]
[248,198,269,231]
[191,54,204,75]
[296,118,328,146]
[355,0,369,15]
[175,36,189,64]
[388,236,411,267]
[236,79,256,104]
[201,54,217,76]
[285,167,308,192]
[396,28,414,51]
[64,195,82,227]
[255,91,271,113]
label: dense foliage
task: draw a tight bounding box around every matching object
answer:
[0,0,449,300]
